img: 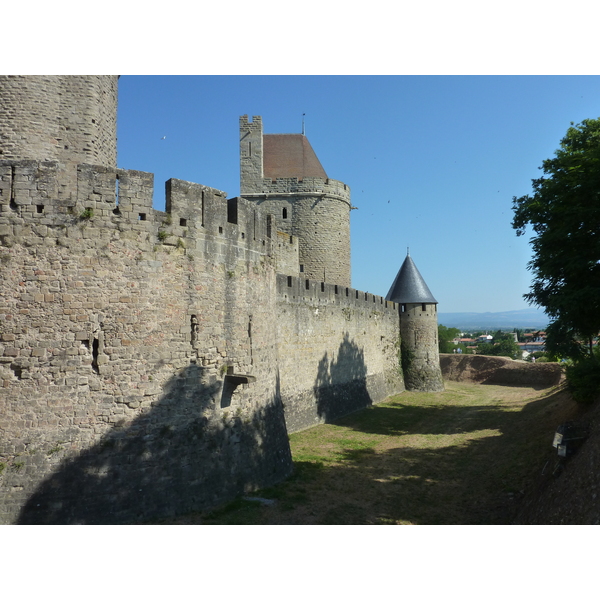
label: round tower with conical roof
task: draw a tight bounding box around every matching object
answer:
[386,252,444,391]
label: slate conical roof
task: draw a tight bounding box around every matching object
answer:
[385,254,438,304]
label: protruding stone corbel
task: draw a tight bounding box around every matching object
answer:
[224,366,256,386]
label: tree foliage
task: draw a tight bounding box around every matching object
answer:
[512,118,600,360]
[476,337,521,360]
[491,330,514,342]
[438,325,460,353]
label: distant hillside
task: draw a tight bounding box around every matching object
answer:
[438,308,549,330]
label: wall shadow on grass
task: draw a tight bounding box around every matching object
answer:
[18,363,292,524]
[273,386,583,525]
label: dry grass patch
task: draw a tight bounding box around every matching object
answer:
[157,381,584,525]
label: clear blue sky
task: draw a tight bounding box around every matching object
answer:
[116,75,600,313]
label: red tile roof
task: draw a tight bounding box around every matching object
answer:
[263,134,327,180]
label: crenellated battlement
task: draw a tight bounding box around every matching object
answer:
[239,114,262,132]
[277,273,397,313]
[0,160,279,257]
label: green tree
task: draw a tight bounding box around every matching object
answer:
[512,118,600,361]
[476,337,521,360]
[491,330,514,343]
[438,325,460,353]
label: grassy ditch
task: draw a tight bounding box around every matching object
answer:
[156,381,583,525]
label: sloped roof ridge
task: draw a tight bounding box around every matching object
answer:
[263,133,327,179]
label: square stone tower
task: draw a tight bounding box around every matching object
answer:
[239,115,352,287]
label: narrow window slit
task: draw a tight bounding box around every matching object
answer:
[191,315,199,345]
[113,177,120,215]
[91,338,100,374]
[10,364,22,380]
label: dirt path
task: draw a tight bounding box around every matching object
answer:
[153,380,584,525]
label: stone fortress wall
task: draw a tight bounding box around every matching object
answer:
[0,134,405,522]
[277,275,402,432]
[0,76,439,523]
[0,160,294,523]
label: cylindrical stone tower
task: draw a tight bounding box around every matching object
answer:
[386,253,444,392]
[239,115,351,287]
[0,75,118,171]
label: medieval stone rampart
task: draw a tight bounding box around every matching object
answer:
[0,160,294,524]
[276,275,403,432]
[0,158,403,523]
[0,81,410,523]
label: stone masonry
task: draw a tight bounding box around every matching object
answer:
[0,77,409,524]
[277,276,402,432]
[240,115,352,287]
[0,161,292,523]
[400,302,444,392]
[0,76,118,195]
